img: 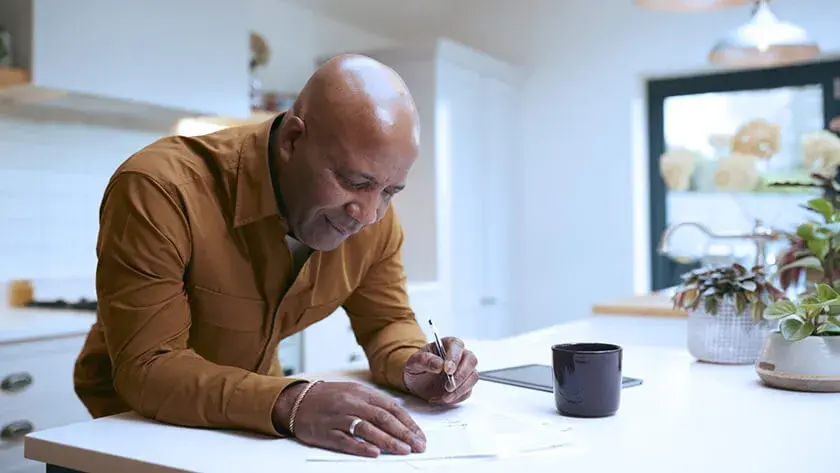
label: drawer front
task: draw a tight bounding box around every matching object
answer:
[0,336,85,418]
[0,336,91,438]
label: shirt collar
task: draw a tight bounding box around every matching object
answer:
[232,113,288,229]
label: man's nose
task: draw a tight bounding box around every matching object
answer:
[346,195,380,226]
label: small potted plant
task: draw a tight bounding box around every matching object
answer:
[757,197,840,392]
[673,263,785,364]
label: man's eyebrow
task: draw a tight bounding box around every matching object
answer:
[354,171,405,191]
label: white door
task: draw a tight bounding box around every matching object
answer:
[478,76,517,339]
[438,60,486,339]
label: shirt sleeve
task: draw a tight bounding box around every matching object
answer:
[95,170,298,437]
[342,205,428,391]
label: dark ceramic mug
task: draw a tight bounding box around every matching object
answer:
[552,342,623,418]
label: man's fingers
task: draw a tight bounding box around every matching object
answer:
[352,398,425,453]
[406,350,443,375]
[442,337,465,375]
[368,394,426,441]
[351,417,412,455]
[454,350,478,386]
[325,430,380,457]
[442,370,479,404]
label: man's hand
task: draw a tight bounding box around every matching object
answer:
[273,381,426,458]
[403,337,479,405]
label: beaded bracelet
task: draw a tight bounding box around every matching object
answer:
[288,380,323,435]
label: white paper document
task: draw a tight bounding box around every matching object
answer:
[305,399,573,464]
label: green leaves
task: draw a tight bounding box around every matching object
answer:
[816,283,839,302]
[780,317,814,342]
[807,198,834,222]
[763,283,840,341]
[764,300,798,320]
[816,316,840,335]
[778,255,823,273]
[672,264,783,318]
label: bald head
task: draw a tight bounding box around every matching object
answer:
[294,54,420,153]
[272,54,420,251]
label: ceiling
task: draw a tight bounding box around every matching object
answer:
[281,0,455,41]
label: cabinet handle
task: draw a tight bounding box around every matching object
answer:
[1,420,34,441]
[1,372,33,392]
[348,353,360,363]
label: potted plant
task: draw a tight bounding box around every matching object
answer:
[772,173,840,293]
[672,263,785,365]
[757,197,840,392]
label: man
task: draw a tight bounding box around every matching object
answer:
[73,54,479,458]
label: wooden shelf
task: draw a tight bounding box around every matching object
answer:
[0,67,30,89]
[591,292,686,318]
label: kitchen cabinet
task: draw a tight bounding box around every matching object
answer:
[0,310,94,473]
[0,0,250,124]
[319,39,523,339]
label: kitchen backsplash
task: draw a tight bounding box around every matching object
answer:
[0,112,165,283]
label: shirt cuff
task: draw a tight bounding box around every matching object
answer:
[226,374,306,437]
[383,346,421,392]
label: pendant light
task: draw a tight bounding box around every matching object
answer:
[633,0,753,12]
[708,0,820,67]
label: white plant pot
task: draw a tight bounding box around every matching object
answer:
[755,331,840,392]
[686,298,772,364]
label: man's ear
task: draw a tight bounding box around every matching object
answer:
[277,114,306,163]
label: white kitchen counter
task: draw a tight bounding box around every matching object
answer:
[22,315,839,473]
[0,306,96,345]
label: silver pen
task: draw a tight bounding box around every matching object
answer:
[428,319,456,388]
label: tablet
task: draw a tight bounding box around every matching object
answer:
[478,363,643,392]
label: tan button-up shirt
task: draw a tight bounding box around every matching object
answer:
[72,115,427,437]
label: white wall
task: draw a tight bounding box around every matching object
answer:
[247,0,394,93]
[0,112,162,287]
[445,0,840,334]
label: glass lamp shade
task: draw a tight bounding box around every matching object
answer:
[633,0,754,12]
[708,1,820,67]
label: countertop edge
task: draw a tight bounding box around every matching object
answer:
[25,435,190,473]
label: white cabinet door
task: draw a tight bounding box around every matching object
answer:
[29,0,250,117]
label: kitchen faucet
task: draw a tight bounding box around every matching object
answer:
[657,219,784,269]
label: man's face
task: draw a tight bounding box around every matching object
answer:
[274,118,418,251]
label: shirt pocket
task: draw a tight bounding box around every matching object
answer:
[188,285,267,332]
[187,286,268,371]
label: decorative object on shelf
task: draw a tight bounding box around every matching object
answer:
[0,25,12,67]
[659,147,698,190]
[261,91,296,112]
[800,129,840,178]
[673,263,784,364]
[633,0,753,12]
[731,118,780,159]
[7,280,34,308]
[249,31,270,110]
[757,196,840,392]
[768,172,840,205]
[708,0,821,68]
[713,153,760,191]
